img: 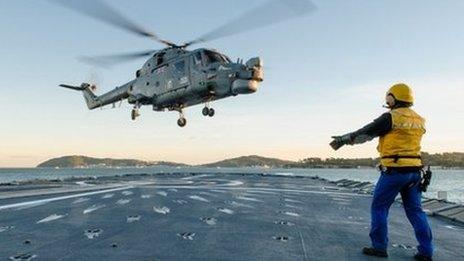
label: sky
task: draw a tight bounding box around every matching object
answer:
[0,0,463,167]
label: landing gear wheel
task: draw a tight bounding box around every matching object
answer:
[177,118,187,127]
[131,109,137,121]
[202,107,209,116]
[131,103,141,121]
[208,108,215,117]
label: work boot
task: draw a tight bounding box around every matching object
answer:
[362,247,388,258]
[414,253,432,261]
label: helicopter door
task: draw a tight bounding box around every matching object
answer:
[190,51,207,92]
[173,59,189,90]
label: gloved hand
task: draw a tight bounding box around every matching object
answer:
[330,133,353,150]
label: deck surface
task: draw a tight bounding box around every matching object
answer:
[1,173,463,260]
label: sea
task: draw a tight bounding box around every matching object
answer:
[0,167,463,204]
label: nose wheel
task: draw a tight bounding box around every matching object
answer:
[177,117,187,127]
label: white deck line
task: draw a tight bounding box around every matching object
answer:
[0,186,132,211]
[138,185,371,198]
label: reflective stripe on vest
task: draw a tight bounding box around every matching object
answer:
[377,107,426,167]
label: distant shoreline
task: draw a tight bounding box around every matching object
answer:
[34,153,464,169]
[26,165,464,170]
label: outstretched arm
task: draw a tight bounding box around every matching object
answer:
[330,113,392,150]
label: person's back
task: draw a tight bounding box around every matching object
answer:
[330,83,433,260]
[378,106,425,168]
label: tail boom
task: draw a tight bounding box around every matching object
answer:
[60,82,131,110]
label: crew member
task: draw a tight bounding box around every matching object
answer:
[329,83,433,260]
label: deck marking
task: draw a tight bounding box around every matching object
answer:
[284,204,301,209]
[83,204,105,214]
[9,253,37,261]
[284,211,300,217]
[392,243,416,250]
[0,186,132,211]
[76,181,93,186]
[275,220,294,226]
[116,199,131,205]
[13,202,47,210]
[102,193,114,199]
[156,191,168,197]
[199,191,217,197]
[138,185,369,198]
[236,196,263,202]
[37,214,67,224]
[153,206,170,214]
[127,215,141,223]
[181,174,211,180]
[228,180,244,186]
[200,217,217,225]
[227,200,254,208]
[445,225,463,230]
[121,190,133,196]
[284,198,303,204]
[0,225,14,232]
[177,232,195,240]
[172,199,188,205]
[72,197,90,204]
[189,195,209,202]
[209,189,229,193]
[298,231,309,261]
[84,228,103,239]
[273,235,290,242]
[217,208,234,214]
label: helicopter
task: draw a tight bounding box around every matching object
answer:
[56,0,315,127]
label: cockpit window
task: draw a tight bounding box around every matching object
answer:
[156,52,165,66]
[174,60,185,74]
[193,52,202,65]
[221,54,232,63]
[204,50,229,64]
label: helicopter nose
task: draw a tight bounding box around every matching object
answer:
[231,57,263,95]
[231,79,259,94]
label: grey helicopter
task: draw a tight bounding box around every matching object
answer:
[56,0,314,127]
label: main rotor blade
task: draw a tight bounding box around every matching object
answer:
[78,50,158,67]
[50,0,176,47]
[184,0,316,47]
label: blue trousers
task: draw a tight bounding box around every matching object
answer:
[370,170,433,256]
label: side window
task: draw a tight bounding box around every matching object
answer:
[174,60,185,75]
[193,52,202,65]
[156,53,165,66]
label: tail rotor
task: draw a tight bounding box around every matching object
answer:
[59,82,99,109]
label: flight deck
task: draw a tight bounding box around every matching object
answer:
[1,173,463,260]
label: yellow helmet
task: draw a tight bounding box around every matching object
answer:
[387,83,414,104]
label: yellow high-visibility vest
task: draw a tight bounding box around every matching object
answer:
[378,107,426,167]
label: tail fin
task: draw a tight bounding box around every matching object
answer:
[59,83,99,109]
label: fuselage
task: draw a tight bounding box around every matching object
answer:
[92,48,263,112]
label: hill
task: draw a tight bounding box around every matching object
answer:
[200,155,295,168]
[37,155,186,168]
[36,152,464,169]
[289,152,464,169]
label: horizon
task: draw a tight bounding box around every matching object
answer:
[1,0,463,167]
[6,151,463,169]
